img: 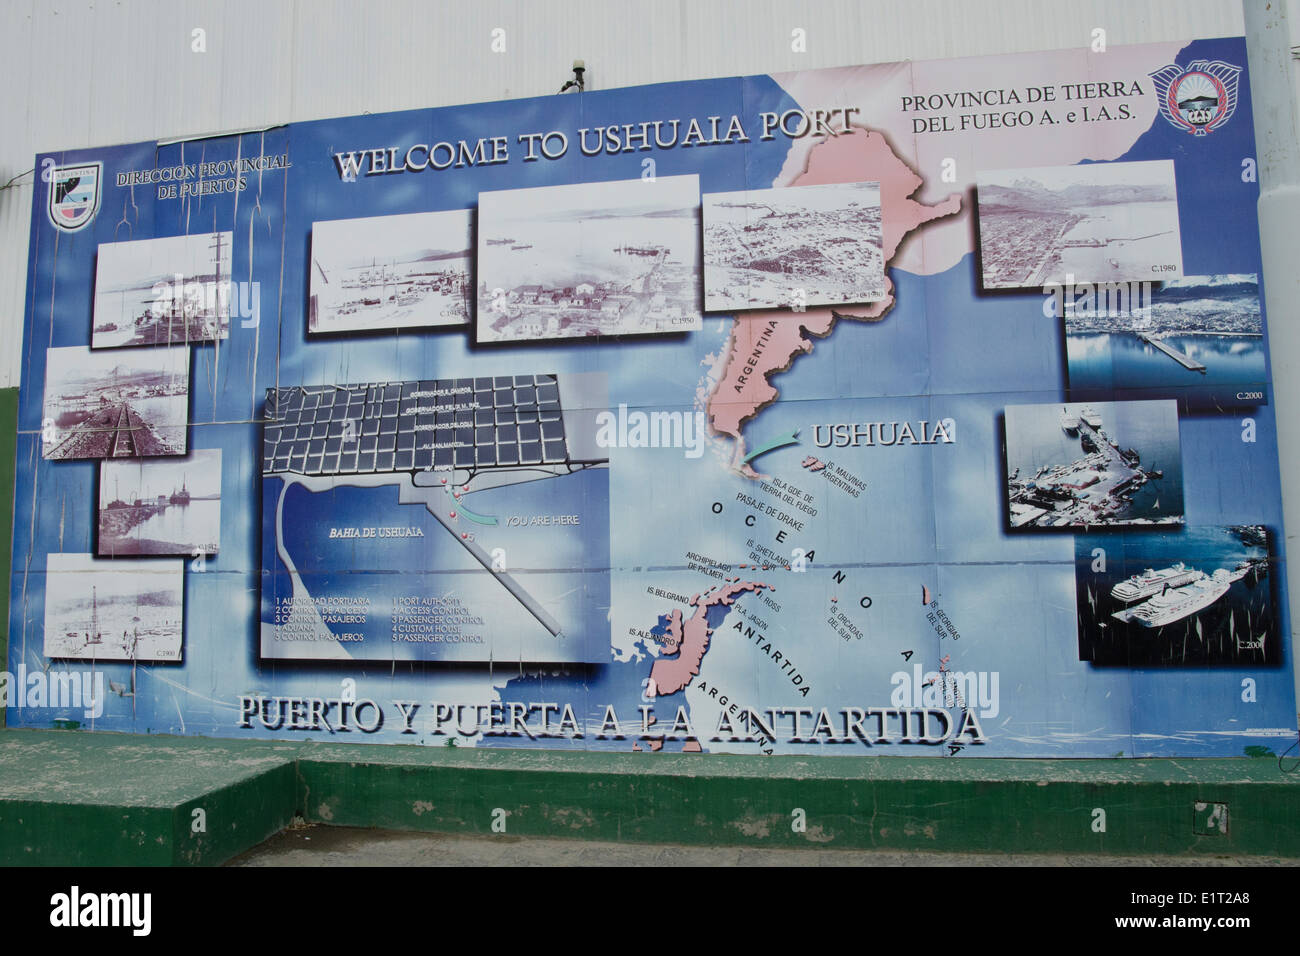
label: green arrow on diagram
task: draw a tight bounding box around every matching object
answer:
[455,500,499,526]
[743,429,800,464]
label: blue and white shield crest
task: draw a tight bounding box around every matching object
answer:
[1149,60,1241,137]
[46,162,102,233]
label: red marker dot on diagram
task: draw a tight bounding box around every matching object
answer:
[462,486,469,493]
[461,533,468,539]
[449,511,457,519]
[453,492,461,500]
[440,478,447,484]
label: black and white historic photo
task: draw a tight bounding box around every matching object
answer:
[44,553,184,662]
[42,346,189,460]
[977,160,1183,289]
[703,180,885,310]
[309,209,472,334]
[93,232,232,348]
[476,175,702,342]
[98,449,221,557]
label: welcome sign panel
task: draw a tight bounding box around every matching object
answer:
[8,37,1294,758]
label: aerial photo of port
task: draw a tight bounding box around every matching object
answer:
[42,345,189,461]
[702,180,885,311]
[977,160,1183,289]
[309,209,472,334]
[93,231,232,348]
[1004,399,1183,530]
[1075,525,1275,667]
[98,449,221,557]
[44,553,184,662]
[476,175,702,343]
[1065,274,1266,402]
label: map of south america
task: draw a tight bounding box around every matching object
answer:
[708,128,962,475]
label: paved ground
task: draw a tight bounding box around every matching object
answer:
[228,824,1300,866]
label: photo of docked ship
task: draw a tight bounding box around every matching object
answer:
[309,209,472,334]
[98,449,221,556]
[92,231,232,348]
[1004,399,1183,529]
[1075,525,1276,666]
[476,175,702,343]
[976,160,1183,289]
[1064,274,1266,407]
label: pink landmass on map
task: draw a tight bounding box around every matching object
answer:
[658,609,684,653]
[708,129,961,473]
[649,579,769,696]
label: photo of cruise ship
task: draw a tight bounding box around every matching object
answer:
[1114,568,1242,628]
[1110,562,1199,602]
[1075,526,1277,667]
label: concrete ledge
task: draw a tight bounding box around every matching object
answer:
[0,730,299,865]
[2,729,1299,864]
[293,743,1300,856]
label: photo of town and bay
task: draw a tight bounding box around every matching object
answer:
[93,231,232,348]
[476,175,702,343]
[98,449,221,557]
[309,209,472,334]
[702,180,885,311]
[1074,525,1276,667]
[42,345,190,461]
[1064,274,1267,407]
[1004,399,1184,530]
[43,553,184,662]
[977,160,1183,289]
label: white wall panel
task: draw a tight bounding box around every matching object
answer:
[0,0,1252,391]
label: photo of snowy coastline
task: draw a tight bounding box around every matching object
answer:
[977,160,1183,289]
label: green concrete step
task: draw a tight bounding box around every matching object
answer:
[0,730,299,865]
[293,742,1300,856]
[2,728,1298,865]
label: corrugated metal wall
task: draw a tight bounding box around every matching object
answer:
[0,0,1250,390]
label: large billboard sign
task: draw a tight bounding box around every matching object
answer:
[8,37,1295,758]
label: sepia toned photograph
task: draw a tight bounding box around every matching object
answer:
[977,160,1183,289]
[98,449,221,557]
[476,175,702,343]
[309,209,472,334]
[1004,399,1184,530]
[42,345,189,461]
[703,180,885,311]
[44,552,184,662]
[93,231,232,348]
